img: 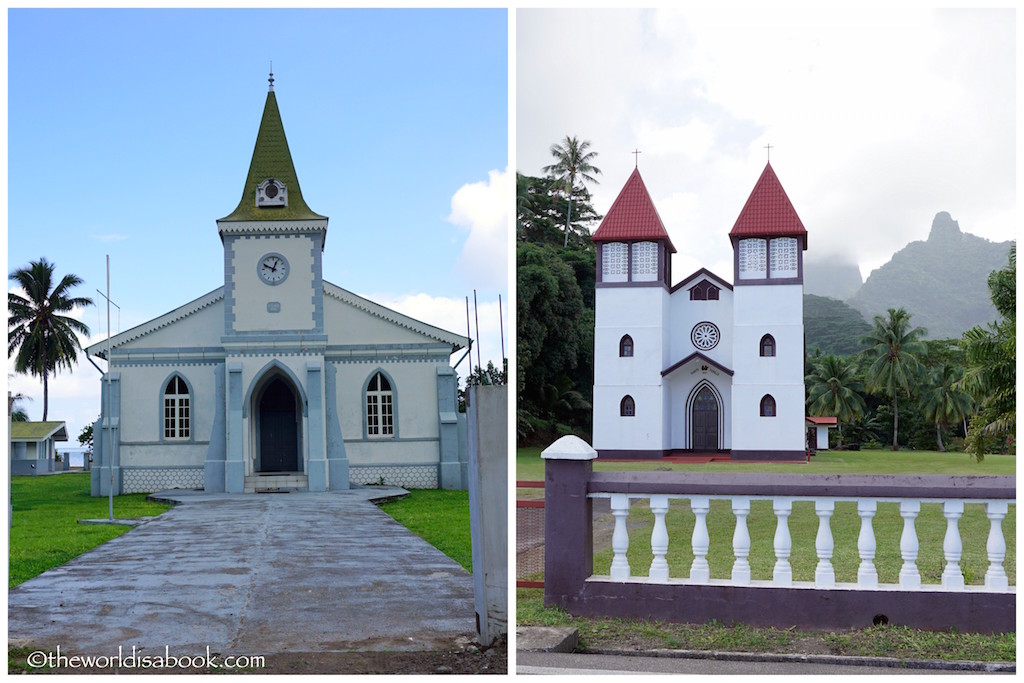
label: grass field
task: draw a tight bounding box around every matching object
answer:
[517,447,1016,484]
[516,588,1016,662]
[9,473,172,588]
[378,489,472,571]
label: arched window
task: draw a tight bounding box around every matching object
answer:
[163,375,190,440]
[620,395,635,417]
[619,335,634,357]
[366,372,395,437]
[760,334,776,357]
[760,394,777,417]
[689,280,720,301]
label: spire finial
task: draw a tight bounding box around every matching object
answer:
[764,143,773,163]
[268,62,275,92]
[632,148,642,169]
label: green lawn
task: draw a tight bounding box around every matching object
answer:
[517,447,1016,483]
[378,489,473,571]
[516,589,1016,662]
[9,473,172,588]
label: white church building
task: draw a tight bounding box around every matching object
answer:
[86,79,469,495]
[592,162,808,461]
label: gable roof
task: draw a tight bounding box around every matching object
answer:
[671,267,734,293]
[729,162,807,244]
[85,283,469,357]
[218,89,326,224]
[592,168,677,252]
[661,351,734,378]
[11,421,68,442]
[85,288,225,358]
[322,282,469,352]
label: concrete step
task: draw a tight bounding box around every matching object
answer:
[244,472,308,493]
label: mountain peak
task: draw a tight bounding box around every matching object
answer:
[928,211,962,241]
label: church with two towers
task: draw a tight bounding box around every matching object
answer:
[87,77,469,496]
[591,162,808,460]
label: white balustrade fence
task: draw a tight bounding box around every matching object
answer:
[591,492,1014,593]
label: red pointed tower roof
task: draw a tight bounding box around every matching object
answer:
[729,162,807,246]
[592,168,677,253]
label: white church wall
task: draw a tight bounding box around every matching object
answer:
[731,384,806,451]
[329,360,438,446]
[117,363,219,447]
[231,235,317,332]
[592,384,663,451]
[668,287,734,368]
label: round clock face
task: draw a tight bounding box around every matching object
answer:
[258,254,289,285]
[691,321,720,350]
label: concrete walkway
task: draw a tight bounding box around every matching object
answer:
[8,489,475,656]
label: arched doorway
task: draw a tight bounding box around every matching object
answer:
[257,376,300,472]
[691,385,719,451]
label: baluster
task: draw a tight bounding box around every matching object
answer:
[773,498,792,585]
[857,499,878,588]
[898,500,921,589]
[649,495,670,581]
[731,497,751,585]
[985,501,1008,590]
[690,496,710,583]
[814,499,835,588]
[610,494,631,581]
[942,500,965,590]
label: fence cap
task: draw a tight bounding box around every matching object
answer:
[542,435,598,461]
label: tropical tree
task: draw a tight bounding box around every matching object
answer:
[805,354,867,446]
[543,136,601,248]
[959,246,1015,461]
[8,258,93,420]
[859,307,927,450]
[9,390,31,422]
[920,364,974,452]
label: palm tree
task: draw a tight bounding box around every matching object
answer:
[805,354,867,446]
[860,307,927,450]
[8,258,93,420]
[543,136,601,248]
[920,364,974,452]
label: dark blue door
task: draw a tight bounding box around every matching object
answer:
[259,378,298,472]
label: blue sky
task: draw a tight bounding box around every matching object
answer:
[8,8,509,441]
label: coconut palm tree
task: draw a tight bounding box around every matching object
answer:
[8,258,93,420]
[860,307,927,450]
[805,354,867,446]
[543,136,601,248]
[920,364,974,452]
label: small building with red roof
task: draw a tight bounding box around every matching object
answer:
[592,162,808,461]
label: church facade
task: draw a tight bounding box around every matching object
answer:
[87,81,468,495]
[591,162,807,460]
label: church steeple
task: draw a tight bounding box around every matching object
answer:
[218,84,325,225]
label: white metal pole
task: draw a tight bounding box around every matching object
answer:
[106,255,113,521]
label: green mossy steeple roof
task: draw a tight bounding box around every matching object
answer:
[219,90,325,222]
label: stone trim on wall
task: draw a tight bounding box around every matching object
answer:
[350,464,438,489]
[122,467,204,493]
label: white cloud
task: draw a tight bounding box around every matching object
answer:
[92,234,129,243]
[518,8,1015,278]
[447,167,510,292]
[361,291,508,386]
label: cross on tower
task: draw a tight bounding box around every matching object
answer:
[632,148,642,168]
[764,143,773,162]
